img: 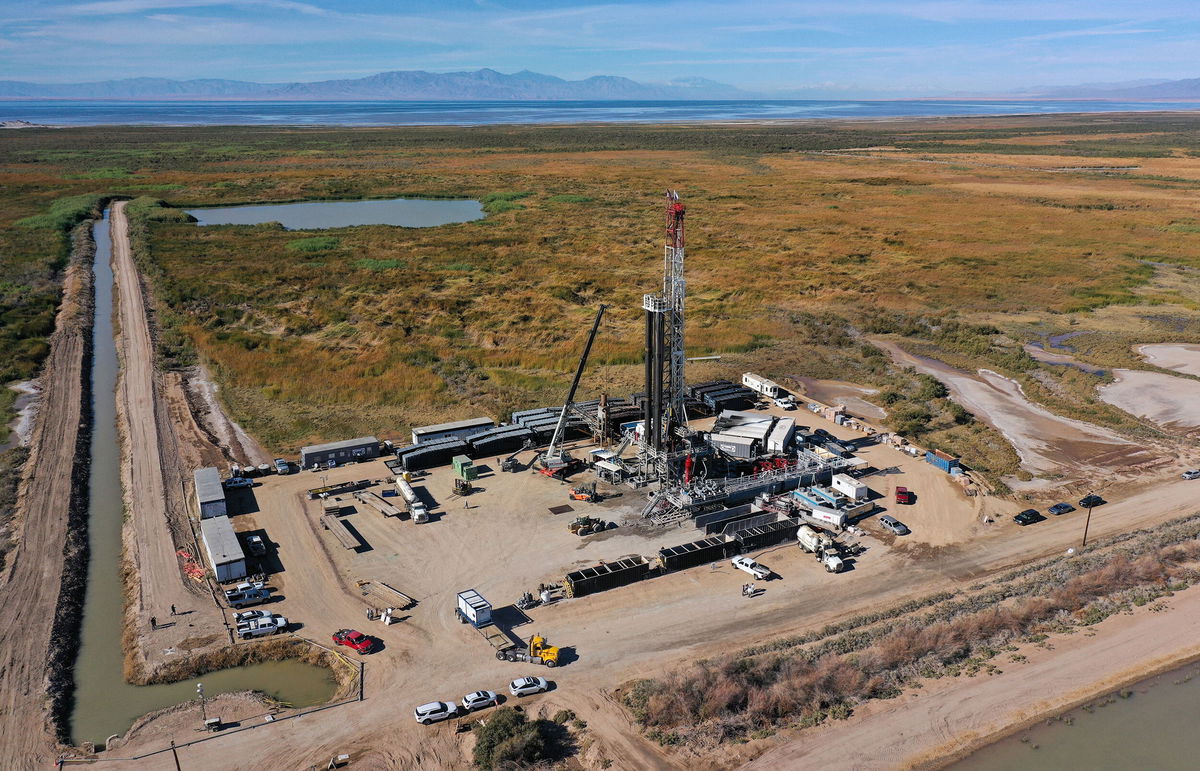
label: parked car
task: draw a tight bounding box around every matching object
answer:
[332,628,376,654]
[1079,494,1107,508]
[224,582,271,608]
[245,534,267,556]
[731,555,771,580]
[274,458,290,475]
[236,615,288,640]
[894,486,914,505]
[223,476,253,489]
[233,609,271,624]
[509,676,550,697]
[879,515,909,535]
[414,701,459,725]
[1183,470,1200,480]
[1014,509,1041,526]
[461,690,499,711]
[1048,502,1076,516]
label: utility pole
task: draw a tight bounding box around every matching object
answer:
[1081,494,1096,548]
[170,739,182,771]
[196,682,206,724]
[358,661,365,701]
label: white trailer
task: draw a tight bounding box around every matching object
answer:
[200,515,246,583]
[802,505,848,530]
[767,418,795,454]
[742,372,782,399]
[456,589,493,627]
[831,473,870,502]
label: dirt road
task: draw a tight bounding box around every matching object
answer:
[0,231,92,765]
[110,201,221,674]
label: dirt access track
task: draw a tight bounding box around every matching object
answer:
[0,228,92,766]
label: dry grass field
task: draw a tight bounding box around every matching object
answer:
[7,114,1200,483]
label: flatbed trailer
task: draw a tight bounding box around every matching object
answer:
[353,490,405,518]
[321,513,361,550]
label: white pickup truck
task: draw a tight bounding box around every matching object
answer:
[731,555,771,580]
[236,615,288,639]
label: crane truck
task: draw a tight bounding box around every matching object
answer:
[455,589,560,667]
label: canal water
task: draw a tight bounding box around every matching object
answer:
[187,196,483,229]
[70,210,336,747]
[954,662,1200,770]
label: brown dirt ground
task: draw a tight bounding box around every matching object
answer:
[0,239,91,766]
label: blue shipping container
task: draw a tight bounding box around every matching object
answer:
[925,451,960,473]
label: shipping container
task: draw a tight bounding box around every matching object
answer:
[564,555,650,598]
[688,380,737,398]
[925,450,961,473]
[659,537,733,571]
[708,432,757,460]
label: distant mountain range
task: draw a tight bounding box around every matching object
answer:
[1020,77,1200,100]
[0,69,748,101]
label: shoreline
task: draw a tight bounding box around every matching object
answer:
[744,582,1200,770]
[931,645,1200,770]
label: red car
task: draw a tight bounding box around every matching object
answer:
[332,629,376,654]
[895,486,914,505]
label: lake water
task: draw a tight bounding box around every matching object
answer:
[955,662,1200,770]
[187,197,483,229]
[70,210,337,748]
[5,99,1200,126]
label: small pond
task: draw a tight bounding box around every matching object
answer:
[187,197,483,229]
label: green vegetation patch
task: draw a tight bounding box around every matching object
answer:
[287,236,341,253]
[471,707,572,769]
[481,191,532,214]
[16,193,107,230]
[354,258,404,270]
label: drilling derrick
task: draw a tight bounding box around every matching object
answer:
[641,191,689,481]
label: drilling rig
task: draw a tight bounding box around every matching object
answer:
[636,190,695,485]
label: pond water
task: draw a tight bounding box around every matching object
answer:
[955,662,1200,770]
[186,197,483,229]
[70,211,336,748]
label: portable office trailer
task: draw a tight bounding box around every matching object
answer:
[831,473,869,501]
[411,417,494,446]
[300,436,380,469]
[193,467,227,519]
[742,372,782,398]
[200,515,246,583]
[564,556,649,598]
[659,537,733,571]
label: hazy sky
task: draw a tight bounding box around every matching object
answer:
[3,0,1199,95]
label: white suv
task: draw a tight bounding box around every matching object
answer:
[414,701,459,725]
[509,677,550,697]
